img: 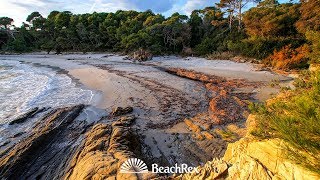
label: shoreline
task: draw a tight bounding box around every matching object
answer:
[0,53,293,179]
[0,50,297,75]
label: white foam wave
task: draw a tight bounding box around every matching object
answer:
[0,60,93,124]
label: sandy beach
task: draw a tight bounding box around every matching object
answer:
[0,53,292,178]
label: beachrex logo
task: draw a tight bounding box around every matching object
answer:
[120,158,148,173]
[120,158,199,174]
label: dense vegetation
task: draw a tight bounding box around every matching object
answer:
[250,70,320,173]
[245,1,320,173]
[0,0,319,70]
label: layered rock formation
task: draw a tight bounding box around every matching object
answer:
[0,105,157,180]
[65,115,156,180]
[164,67,255,151]
[0,105,86,179]
[3,105,317,180]
[165,67,256,125]
[175,115,320,180]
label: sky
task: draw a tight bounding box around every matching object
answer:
[0,0,225,26]
[0,0,290,26]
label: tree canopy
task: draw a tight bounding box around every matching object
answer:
[0,0,319,68]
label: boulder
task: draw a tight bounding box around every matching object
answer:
[184,119,202,133]
[111,107,133,117]
[202,131,214,140]
[309,63,320,72]
[181,47,193,56]
[223,138,320,180]
[66,115,151,180]
[132,49,153,61]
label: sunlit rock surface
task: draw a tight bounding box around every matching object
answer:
[176,115,320,180]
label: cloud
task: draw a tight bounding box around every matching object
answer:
[0,0,221,26]
[1,0,68,25]
[182,0,217,14]
[87,0,132,13]
[1,0,175,26]
[163,0,219,17]
[0,1,32,26]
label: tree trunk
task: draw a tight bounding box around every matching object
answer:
[56,45,61,54]
[238,0,242,31]
[229,12,233,31]
[6,30,16,40]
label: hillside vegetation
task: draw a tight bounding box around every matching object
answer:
[0,0,319,70]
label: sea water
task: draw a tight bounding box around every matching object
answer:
[0,59,94,124]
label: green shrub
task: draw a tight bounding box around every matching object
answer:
[251,71,320,173]
[228,37,306,59]
[305,31,320,63]
[3,38,31,52]
[194,37,216,55]
[206,51,235,60]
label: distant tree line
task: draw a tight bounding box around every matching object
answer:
[0,0,319,68]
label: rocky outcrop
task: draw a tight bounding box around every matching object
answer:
[9,107,47,125]
[209,91,247,125]
[166,68,318,179]
[65,123,116,179]
[184,119,202,133]
[309,63,320,72]
[0,105,85,179]
[176,116,320,180]
[172,158,229,179]
[165,68,225,84]
[131,49,153,62]
[111,106,134,117]
[65,114,157,180]
[224,138,319,180]
[0,105,157,180]
[165,68,254,126]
